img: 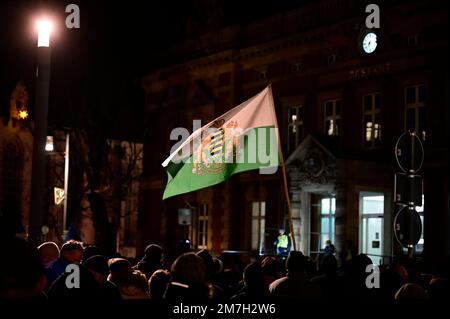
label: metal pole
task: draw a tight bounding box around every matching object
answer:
[408,132,416,258]
[29,46,51,246]
[63,131,70,239]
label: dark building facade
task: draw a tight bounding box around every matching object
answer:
[140,0,448,269]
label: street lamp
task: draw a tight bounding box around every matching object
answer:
[37,19,52,47]
[29,17,53,246]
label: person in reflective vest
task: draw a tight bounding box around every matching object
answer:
[274,229,291,257]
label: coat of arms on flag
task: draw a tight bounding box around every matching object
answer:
[162,86,279,200]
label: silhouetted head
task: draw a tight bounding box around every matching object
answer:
[143,244,163,263]
[395,283,426,300]
[321,254,338,275]
[84,255,109,275]
[243,262,265,289]
[0,237,46,299]
[148,269,171,299]
[286,251,307,275]
[37,242,60,267]
[171,252,206,286]
[60,240,83,263]
[108,258,132,275]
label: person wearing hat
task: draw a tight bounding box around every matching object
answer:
[135,244,165,279]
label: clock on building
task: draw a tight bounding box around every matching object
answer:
[361,32,378,54]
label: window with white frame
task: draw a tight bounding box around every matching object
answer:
[363,93,382,148]
[251,202,266,254]
[291,201,301,253]
[197,203,209,249]
[324,99,342,136]
[405,84,426,141]
[360,193,384,265]
[287,105,304,153]
[320,197,335,250]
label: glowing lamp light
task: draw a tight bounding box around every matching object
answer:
[45,136,54,151]
[18,109,29,119]
[37,19,53,47]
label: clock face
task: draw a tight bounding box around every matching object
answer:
[362,32,377,54]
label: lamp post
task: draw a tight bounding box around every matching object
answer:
[63,130,70,238]
[29,18,53,246]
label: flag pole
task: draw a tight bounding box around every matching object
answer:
[267,84,297,251]
[278,145,297,251]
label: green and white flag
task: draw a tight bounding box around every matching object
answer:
[162,86,279,199]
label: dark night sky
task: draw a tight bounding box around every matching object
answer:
[0,0,308,140]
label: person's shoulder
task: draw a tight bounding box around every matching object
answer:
[269,276,288,289]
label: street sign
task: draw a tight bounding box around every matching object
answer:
[395,132,424,173]
[394,206,422,248]
[54,187,65,205]
[178,208,192,225]
[394,173,423,206]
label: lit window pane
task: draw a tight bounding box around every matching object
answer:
[327,120,334,136]
[366,122,373,141]
[374,123,380,139]
[321,198,330,214]
[321,234,330,249]
[288,107,297,121]
[252,202,259,216]
[251,219,259,250]
[331,198,336,214]
[362,196,384,215]
[376,124,382,141]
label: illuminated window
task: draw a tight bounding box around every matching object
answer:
[405,84,426,141]
[360,193,384,265]
[287,105,304,153]
[251,202,266,254]
[320,198,335,250]
[363,93,382,148]
[324,99,342,136]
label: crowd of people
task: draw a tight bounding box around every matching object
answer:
[0,235,448,303]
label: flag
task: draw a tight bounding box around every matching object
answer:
[162,86,279,199]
